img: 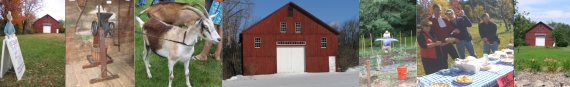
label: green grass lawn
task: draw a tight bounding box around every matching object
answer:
[514,46,570,71]
[0,34,65,86]
[417,19,513,76]
[134,0,222,87]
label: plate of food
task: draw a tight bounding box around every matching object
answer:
[429,82,450,87]
[454,75,474,84]
[502,49,514,54]
[480,62,492,70]
[501,58,514,64]
[487,54,500,59]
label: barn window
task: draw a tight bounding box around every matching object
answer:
[321,37,327,48]
[254,37,261,48]
[295,22,301,33]
[288,5,293,17]
[280,22,286,33]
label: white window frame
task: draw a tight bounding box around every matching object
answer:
[280,22,287,33]
[254,37,261,48]
[295,22,301,33]
[321,37,327,48]
[276,41,306,45]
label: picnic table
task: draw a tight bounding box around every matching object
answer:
[418,58,514,87]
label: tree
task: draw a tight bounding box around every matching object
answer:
[549,23,570,47]
[513,11,533,47]
[59,20,65,33]
[360,0,416,38]
[463,5,472,20]
[337,16,359,71]
[2,0,25,34]
[472,4,484,23]
[222,0,254,79]
[22,0,44,34]
[495,0,514,31]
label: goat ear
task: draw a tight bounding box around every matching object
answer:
[209,13,218,20]
[195,20,202,29]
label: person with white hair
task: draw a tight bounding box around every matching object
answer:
[4,11,15,38]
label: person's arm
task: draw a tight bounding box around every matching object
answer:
[479,23,487,39]
[463,16,473,27]
[417,33,429,48]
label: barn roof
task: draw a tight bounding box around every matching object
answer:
[240,2,340,35]
[32,14,60,25]
[525,21,554,33]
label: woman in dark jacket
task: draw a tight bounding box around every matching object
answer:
[418,18,446,75]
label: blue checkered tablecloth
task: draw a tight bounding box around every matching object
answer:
[418,59,514,87]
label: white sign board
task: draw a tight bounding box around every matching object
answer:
[2,36,25,81]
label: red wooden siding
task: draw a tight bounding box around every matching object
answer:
[241,2,339,75]
[32,14,60,33]
[525,22,553,47]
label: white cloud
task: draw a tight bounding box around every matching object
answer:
[36,0,65,20]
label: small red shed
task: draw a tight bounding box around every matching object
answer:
[32,14,60,33]
[525,21,554,46]
[240,2,340,75]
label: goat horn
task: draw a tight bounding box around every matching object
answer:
[181,6,207,20]
[192,4,210,18]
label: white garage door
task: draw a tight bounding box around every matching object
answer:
[277,46,305,73]
[536,36,545,46]
[43,25,51,33]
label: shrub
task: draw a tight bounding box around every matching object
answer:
[514,38,529,47]
[544,58,560,73]
[530,58,541,72]
[515,59,526,71]
[556,40,569,47]
[563,59,570,72]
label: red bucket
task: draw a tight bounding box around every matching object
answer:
[397,66,407,80]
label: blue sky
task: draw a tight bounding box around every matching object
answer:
[250,0,358,25]
[517,0,570,24]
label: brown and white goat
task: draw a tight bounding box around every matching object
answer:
[138,2,212,28]
[135,7,220,87]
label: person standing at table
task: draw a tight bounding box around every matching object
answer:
[479,13,499,54]
[418,18,445,75]
[447,9,477,59]
[4,11,15,38]
[428,4,460,59]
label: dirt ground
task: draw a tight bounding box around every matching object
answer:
[359,48,417,87]
[515,69,570,87]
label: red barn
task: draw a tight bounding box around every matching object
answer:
[240,2,340,75]
[32,14,60,33]
[525,21,554,46]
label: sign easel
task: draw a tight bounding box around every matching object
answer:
[0,36,25,81]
